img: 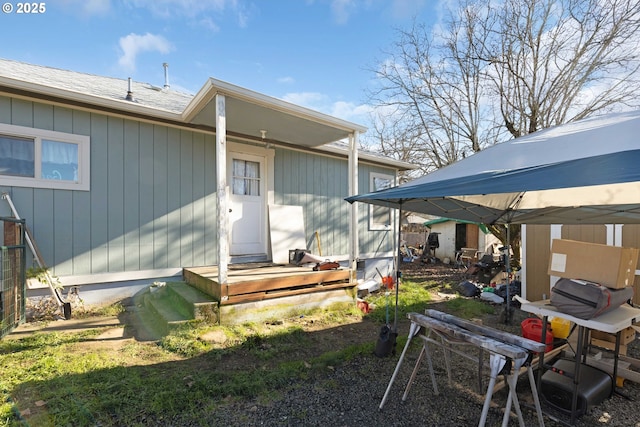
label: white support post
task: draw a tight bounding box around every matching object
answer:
[348,132,359,278]
[216,94,229,290]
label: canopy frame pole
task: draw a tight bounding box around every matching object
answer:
[394,203,403,332]
[504,224,512,324]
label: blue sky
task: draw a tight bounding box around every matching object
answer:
[1,0,437,131]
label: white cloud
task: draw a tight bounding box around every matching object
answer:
[331,101,372,122]
[118,33,173,72]
[282,91,371,124]
[282,92,329,109]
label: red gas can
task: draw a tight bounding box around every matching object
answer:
[521,318,554,352]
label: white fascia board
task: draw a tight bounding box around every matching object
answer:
[183,77,368,134]
[319,143,417,171]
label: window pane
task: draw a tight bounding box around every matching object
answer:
[42,140,79,182]
[232,159,260,196]
[373,176,391,191]
[369,174,393,230]
[0,135,34,177]
[372,205,391,226]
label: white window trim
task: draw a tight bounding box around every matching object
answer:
[0,123,90,191]
[369,172,394,231]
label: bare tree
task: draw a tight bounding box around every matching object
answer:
[367,0,640,261]
[481,0,640,136]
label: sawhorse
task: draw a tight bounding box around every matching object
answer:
[379,310,547,427]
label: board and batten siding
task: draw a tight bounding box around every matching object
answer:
[273,148,396,258]
[273,148,350,256]
[356,163,395,257]
[0,96,218,279]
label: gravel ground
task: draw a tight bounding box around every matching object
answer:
[18,264,640,427]
[165,304,640,427]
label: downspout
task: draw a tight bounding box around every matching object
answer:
[216,94,229,298]
[348,132,359,283]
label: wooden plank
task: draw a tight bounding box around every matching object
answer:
[182,268,221,301]
[408,312,528,360]
[225,270,349,296]
[587,355,640,383]
[425,309,547,354]
[590,337,628,355]
[221,282,353,305]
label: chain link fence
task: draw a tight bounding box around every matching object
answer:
[1,217,26,339]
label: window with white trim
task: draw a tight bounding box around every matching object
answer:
[369,172,394,230]
[0,124,90,191]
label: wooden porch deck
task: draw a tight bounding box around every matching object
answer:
[182,264,353,305]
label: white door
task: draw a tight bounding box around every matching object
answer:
[228,152,266,255]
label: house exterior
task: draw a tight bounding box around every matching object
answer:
[0,58,412,303]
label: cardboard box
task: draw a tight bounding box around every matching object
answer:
[591,326,637,345]
[548,239,639,289]
[590,338,628,355]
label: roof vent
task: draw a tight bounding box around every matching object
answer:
[163,63,170,89]
[125,77,135,102]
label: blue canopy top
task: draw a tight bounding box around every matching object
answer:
[346,110,640,224]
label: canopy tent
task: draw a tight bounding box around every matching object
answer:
[347,109,640,324]
[346,109,640,225]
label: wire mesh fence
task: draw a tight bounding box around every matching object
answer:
[0,217,26,339]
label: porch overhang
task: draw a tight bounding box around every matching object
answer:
[182,77,367,147]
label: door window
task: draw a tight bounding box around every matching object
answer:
[232,159,260,196]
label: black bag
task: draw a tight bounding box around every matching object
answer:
[550,278,634,319]
[374,325,397,357]
[457,281,481,297]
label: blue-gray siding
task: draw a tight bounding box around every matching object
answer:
[273,148,395,257]
[0,95,395,279]
[0,96,218,277]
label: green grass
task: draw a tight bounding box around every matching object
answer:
[0,304,375,427]
[0,281,497,426]
[366,279,435,323]
[445,297,496,319]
